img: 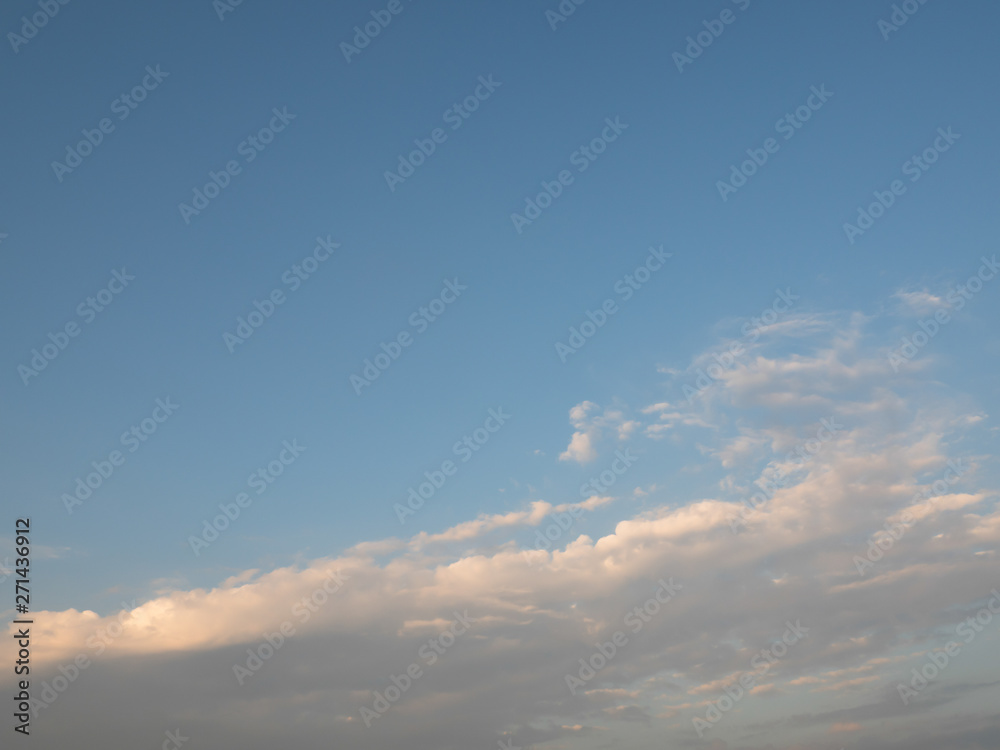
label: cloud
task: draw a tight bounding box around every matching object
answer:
[814,675,882,692]
[830,721,863,732]
[559,401,637,463]
[561,428,598,463]
[892,289,948,316]
[10,305,1000,750]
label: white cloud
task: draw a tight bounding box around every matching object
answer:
[892,289,948,316]
[12,307,1000,750]
[559,401,637,463]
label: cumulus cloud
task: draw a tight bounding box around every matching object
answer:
[559,401,637,463]
[9,308,1000,750]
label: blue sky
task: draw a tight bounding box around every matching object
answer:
[2,1,999,748]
